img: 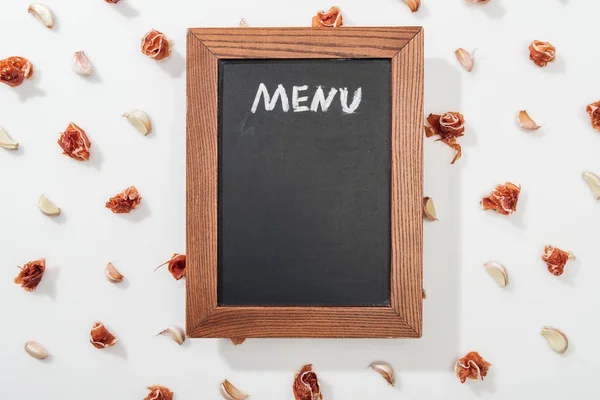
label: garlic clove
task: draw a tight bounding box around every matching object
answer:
[221,379,249,400]
[239,18,248,27]
[123,109,152,135]
[455,48,474,72]
[156,325,185,345]
[369,361,395,386]
[517,110,541,131]
[28,4,54,29]
[483,261,508,288]
[582,171,600,200]
[423,197,438,221]
[541,327,569,354]
[403,0,420,12]
[38,194,61,216]
[105,262,124,283]
[73,51,92,76]
[24,341,49,360]
[0,127,19,150]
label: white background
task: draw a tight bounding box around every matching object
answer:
[1,0,599,398]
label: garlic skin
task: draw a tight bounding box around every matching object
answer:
[369,361,395,386]
[541,327,569,354]
[157,326,185,345]
[423,197,438,221]
[38,195,61,216]
[0,127,19,150]
[517,110,541,131]
[221,380,249,400]
[73,51,92,76]
[123,110,152,135]
[24,341,49,360]
[105,262,124,283]
[582,172,600,200]
[455,48,474,72]
[483,261,508,288]
[403,0,420,12]
[239,18,248,27]
[28,4,54,29]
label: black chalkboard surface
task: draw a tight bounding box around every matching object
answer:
[218,59,392,307]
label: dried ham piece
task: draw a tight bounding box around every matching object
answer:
[58,122,91,161]
[586,101,600,132]
[0,56,33,87]
[312,6,343,28]
[141,30,171,61]
[105,186,142,214]
[14,259,46,291]
[529,40,556,67]
[144,385,173,400]
[542,245,573,276]
[455,351,491,384]
[481,182,521,215]
[425,112,465,164]
[89,322,118,349]
[155,253,186,280]
[293,364,323,400]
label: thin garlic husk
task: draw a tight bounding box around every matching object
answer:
[123,110,152,135]
[518,110,541,131]
[455,48,474,72]
[73,51,92,76]
[0,127,19,150]
[541,327,569,354]
[38,194,61,216]
[423,197,438,221]
[24,341,49,360]
[28,4,54,29]
[105,262,124,283]
[157,326,185,345]
[483,261,508,288]
[221,379,249,400]
[239,18,248,27]
[403,0,420,12]
[369,361,395,386]
[582,171,600,200]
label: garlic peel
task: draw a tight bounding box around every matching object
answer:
[73,51,92,76]
[28,4,54,29]
[0,127,18,150]
[518,110,541,131]
[423,197,438,221]
[403,0,420,12]
[582,171,600,200]
[483,261,508,288]
[123,109,151,135]
[369,361,395,386]
[25,341,48,360]
[541,327,568,354]
[455,48,474,72]
[221,379,249,400]
[105,262,124,283]
[38,195,61,216]
[239,18,248,27]
[157,325,185,345]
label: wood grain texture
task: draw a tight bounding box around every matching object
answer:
[189,27,421,59]
[186,27,424,338]
[186,31,219,334]
[390,29,424,336]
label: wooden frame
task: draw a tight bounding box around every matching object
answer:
[186,27,424,338]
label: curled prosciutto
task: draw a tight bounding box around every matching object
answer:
[155,253,186,280]
[481,182,521,215]
[105,186,142,214]
[89,322,118,349]
[425,112,465,164]
[586,101,600,132]
[455,351,491,384]
[145,386,173,400]
[529,40,556,67]
[14,259,46,291]
[293,364,323,400]
[312,6,343,28]
[0,56,33,87]
[58,122,91,161]
[542,245,575,276]
[141,30,171,61]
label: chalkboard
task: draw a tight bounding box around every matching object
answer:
[218,59,392,306]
